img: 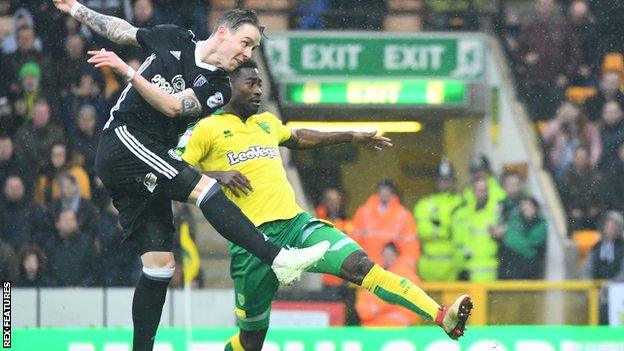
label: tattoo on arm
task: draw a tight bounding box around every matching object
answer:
[179,96,201,118]
[74,6,138,46]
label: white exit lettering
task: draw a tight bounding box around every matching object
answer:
[384,45,446,71]
[302,44,363,70]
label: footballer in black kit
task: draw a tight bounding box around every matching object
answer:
[53,0,330,350]
[96,24,233,251]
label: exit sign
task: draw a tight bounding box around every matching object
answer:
[284,80,467,106]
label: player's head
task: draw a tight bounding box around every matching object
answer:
[211,9,263,72]
[227,60,262,118]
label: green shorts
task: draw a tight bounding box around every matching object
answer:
[229,212,362,330]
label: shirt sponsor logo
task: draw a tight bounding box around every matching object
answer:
[151,74,185,94]
[206,92,224,108]
[226,145,280,166]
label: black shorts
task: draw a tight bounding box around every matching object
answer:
[95,125,201,254]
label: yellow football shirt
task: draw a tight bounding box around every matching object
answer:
[180,111,303,226]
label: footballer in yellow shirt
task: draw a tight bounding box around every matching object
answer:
[177,60,473,350]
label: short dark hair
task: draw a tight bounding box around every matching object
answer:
[212,9,264,35]
[229,59,258,80]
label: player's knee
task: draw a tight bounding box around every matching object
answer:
[340,250,375,284]
[141,251,176,270]
[240,329,267,351]
[192,174,222,206]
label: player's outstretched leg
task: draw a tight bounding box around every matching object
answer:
[190,175,329,285]
[132,252,175,351]
[340,251,472,339]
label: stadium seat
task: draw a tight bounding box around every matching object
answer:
[602,52,624,75]
[244,0,292,10]
[572,230,601,268]
[384,14,423,32]
[387,0,424,11]
[257,13,290,30]
[565,87,597,104]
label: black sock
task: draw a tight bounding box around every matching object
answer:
[132,273,170,351]
[199,188,281,264]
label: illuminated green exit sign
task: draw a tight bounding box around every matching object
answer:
[285,80,466,105]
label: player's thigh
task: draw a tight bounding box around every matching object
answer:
[300,224,362,276]
[98,126,201,203]
[230,251,279,331]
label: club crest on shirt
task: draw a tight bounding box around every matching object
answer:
[143,172,158,193]
[257,121,271,134]
[206,92,224,108]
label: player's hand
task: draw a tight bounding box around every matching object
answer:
[87,49,131,78]
[208,170,253,197]
[352,131,393,150]
[52,0,76,14]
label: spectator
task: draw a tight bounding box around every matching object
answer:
[71,104,100,177]
[463,154,506,209]
[581,210,624,324]
[585,71,624,121]
[496,196,548,280]
[316,188,353,234]
[61,71,109,134]
[499,171,525,221]
[589,0,624,61]
[424,0,479,30]
[0,134,31,199]
[559,145,607,231]
[605,144,624,213]
[413,158,462,281]
[16,244,48,287]
[0,174,49,249]
[582,210,624,280]
[515,0,581,120]
[3,25,54,93]
[13,98,64,171]
[453,178,499,281]
[131,0,164,33]
[567,0,599,85]
[331,0,384,30]
[352,180,419,269]
[1,9,42,55]
[541,101,602,179]
[45,209,98,287]
[355,242,420,326]
[98,197,138,286]
[34,143,91,210]
[14,61,44,122]
[315,188,358,324]
[0,238,18,282]
[50,172,98,239]
[296,0,328,29]
[597,101,624,173]
[0,95,16,136]
[56,34,88,97]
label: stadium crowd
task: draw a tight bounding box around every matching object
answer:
[0,0,622,327]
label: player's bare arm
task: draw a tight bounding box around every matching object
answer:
[53,0,139,46]
[87,49,201,118]
[281,129,393,150]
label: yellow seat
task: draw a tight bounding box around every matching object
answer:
[573,230,601,258]
[602,52,624,75]
[565,87,597,104]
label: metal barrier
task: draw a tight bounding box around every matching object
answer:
[421,280,603,325]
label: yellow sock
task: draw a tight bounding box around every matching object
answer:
[224,333,245,351]
[361,264,440,321]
